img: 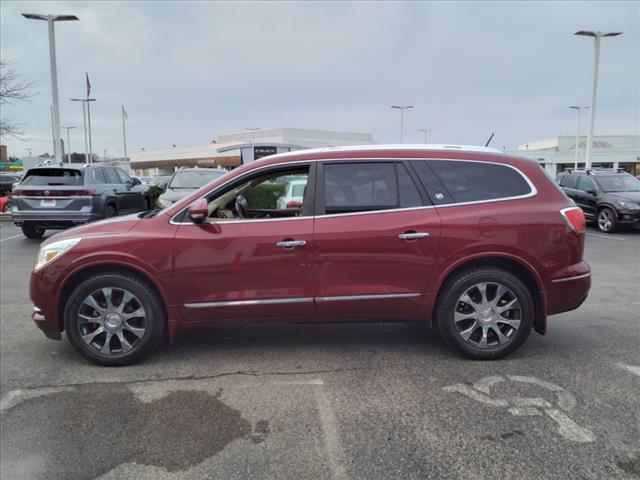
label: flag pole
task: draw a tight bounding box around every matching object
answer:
[122,106,128,160]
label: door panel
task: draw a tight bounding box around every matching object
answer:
[313,208,441,317]
[173,218,315,322]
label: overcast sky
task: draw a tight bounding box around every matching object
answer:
[1,0,638,158]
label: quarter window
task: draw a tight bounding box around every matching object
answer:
[323,162,398,214]
[424,160,532,204]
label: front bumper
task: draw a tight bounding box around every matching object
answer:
[32,307,62,340]
[615,209,640,226]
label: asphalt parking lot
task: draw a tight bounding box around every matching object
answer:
[1,221,639,480]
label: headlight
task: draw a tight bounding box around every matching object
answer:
[616,200,640,210]
[35,237,82,271]
[156,196,173,209]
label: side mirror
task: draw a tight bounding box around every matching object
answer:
[586,188,597,195]
[187,198,208,224]
[132,177,141,185]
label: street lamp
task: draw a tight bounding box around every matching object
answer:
[22,13,79,163]
[245,128,261,144]
[574,30,622,168]
[70,98,95,163]
[418,128,434,144]
[62,126,75,163]
[569,106,589,169]
[391,105,414,143]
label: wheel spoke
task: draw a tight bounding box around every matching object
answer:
[460,293,479,308]
[102,288,116,310]
[117,291,135,314]
[101,332,113,354]
[83,295,105,314]
[496,298,519,314]
[454,311,477,323]
[492,285,508,307]
[459,321,479,341]
[497,317,521,330]
[477,283,489,305]
[122,321,145,339]
[123,307,145,321]
[78,313,101,325]
[491,325,508,344]
[82,326,105,344]
[478,326,489,347]
[116,330,133,352]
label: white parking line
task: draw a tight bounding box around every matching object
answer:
[616,363,640,377]
[0,234,22,243]
[313,384,348,480]
[586,232,626,241]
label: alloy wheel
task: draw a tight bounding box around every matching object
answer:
[453,282,522,349]
[598,210,613,232]
[77,287,147,355]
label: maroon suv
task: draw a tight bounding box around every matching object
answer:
[30,145,590,365]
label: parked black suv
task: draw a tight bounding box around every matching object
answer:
[12,163,150,238]
[556,169,640,233]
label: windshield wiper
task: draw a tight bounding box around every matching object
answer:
[140,208,161,218]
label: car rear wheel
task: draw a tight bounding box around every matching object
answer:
[63,272,165,366]
[436,268,534,360]
[21,224,45,239]
[597,207,617,233]
[105,204,118,218]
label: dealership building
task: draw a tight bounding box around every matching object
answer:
[509,134,640,177]
[129,128,374,175]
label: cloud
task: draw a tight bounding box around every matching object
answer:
[1,0,638,157]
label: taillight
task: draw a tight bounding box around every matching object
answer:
[12,189,95,197]
[561,207,586,233]
[286,200,303,208]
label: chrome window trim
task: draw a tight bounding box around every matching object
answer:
[183,292,421,308]
[170,157,537,225]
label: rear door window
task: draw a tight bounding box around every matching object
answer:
[421,160,532,204]
[577,176,596,192]
[397,164,423,208]
[104,167,121,184]
[562,174,579,189]
[88,168,108,184]
[115,168,131,184]
[323,162,398,214]
[21,168,83,186]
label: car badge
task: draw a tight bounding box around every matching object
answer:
[44,190,50,196]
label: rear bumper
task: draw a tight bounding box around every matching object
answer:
[13,211,101,226]
[546,261,591,315]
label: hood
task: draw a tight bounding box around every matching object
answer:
[43,213,141,245]
[159,187,196,203]
[606,191,640,203]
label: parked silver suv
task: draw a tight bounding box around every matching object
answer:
[12,163,150,238]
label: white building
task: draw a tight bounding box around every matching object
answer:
[510,135,639,177]
[130,128,374,175]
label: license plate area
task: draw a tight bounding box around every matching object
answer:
[40,199,56,207]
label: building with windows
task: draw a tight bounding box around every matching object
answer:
[510,135,639,177]
[129,128,374,176]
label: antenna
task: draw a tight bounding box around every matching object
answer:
[485,133,495,147]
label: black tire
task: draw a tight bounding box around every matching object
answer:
[597,207,618,233]
[105,204,118,218]
[63,272,166,366]
[21,224,45,239]
[436,267,534,360]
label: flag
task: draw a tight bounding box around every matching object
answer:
[85,72,91,98]
[122,105,128,120]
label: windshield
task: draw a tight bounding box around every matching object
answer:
[597,175,640,192]
[168,170,225,189]
[21,168,83,186]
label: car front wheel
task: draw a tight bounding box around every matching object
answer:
[597,207,617,233]
[436,268,534,360]
[63,272,166,366]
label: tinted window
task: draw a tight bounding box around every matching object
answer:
[88,168,108,184]
[104,168,120,184]
[596,175,640,192]
[115,169,131,184]
[324,163,397,213]
[562,174,579,189]
[21,168,83,186]
[426,160,532,203]
[577,175,596,192]
[397,164,422,207]
[411,161,455,204]
[169,170,226,189]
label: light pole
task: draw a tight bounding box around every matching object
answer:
[86,98,96,162]
[391,105,414,143]
[569,106,589,169]
[121,106,128,160]
[22,13,79,163]
[418,128,434,144]
[70,98,95,163]
[245,128,261,144]
[26,148,33,157]
[63,126,75,163]
[574,30,622,168]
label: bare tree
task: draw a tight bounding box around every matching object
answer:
[0,62,37,139]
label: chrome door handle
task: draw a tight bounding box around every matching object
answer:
[399,232,430,240]
[276,240,306,249]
